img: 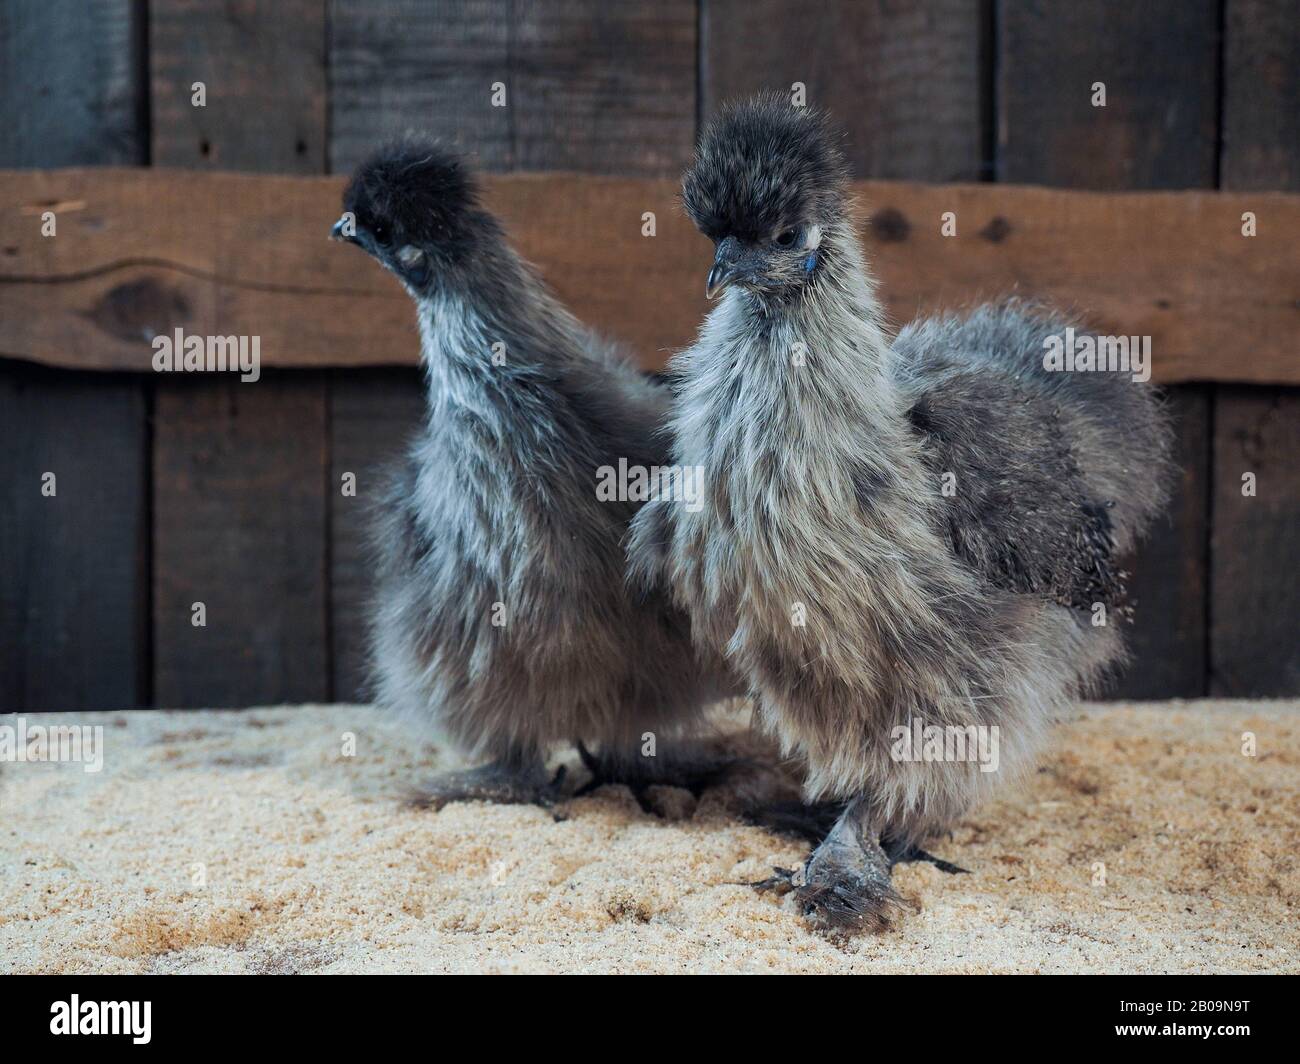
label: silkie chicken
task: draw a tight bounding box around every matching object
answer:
[628,94,1171,929]
[333,140,736,808]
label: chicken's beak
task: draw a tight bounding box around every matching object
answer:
[706,238,743,299]
[706,263,741,299]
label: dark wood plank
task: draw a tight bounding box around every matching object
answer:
[328,0,512,173]
[150,0,330,708]
[0,0,148,711]
[703,0,984,180]
[150,0,327,172]
[4,168,1298,383]
[0,362,148,710]
[153,374,329,707]
[511,0,696,176]
[329,370,426,702]
[1109,388,1209,699]
[1213,0,1300,697]
[998,1,1221,700]
[1210,389,1300,696]
[1222,0,1300,191]
[0,0,145,167]
[999,0,1219,189]
[330,0,696,176]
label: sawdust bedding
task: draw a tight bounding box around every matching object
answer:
[2,699,1296,974]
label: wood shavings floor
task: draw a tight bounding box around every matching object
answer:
[2,701,1296,974]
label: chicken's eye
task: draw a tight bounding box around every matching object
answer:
[775,228,799,248]
[371,222,390,245]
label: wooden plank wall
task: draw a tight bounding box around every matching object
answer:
[0,0,149,711]
[1214,0,1300,696]
[1,0,1295,710]
[702,0,986,181]
[149,1,330,707]
[6,169,1295,382]
[999,0,1220,700]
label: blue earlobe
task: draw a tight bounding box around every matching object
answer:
[804,252,818,274]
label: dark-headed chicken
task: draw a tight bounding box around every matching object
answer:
[334,140,735,807]
[629,95,1171,928]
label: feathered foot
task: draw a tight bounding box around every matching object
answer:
[573,739,737,813]
[406,757,566,812]
[751,798,911,932]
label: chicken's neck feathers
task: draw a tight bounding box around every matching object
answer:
[411,239,598,424]
[409,239,664,486]
[674,222,911,467]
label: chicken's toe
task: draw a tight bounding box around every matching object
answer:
[795,848,910,932]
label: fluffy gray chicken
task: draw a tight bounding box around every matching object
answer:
[629,95,1171,928]
[333,140,735,807]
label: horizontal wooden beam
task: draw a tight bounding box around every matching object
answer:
[1,167,1295,382]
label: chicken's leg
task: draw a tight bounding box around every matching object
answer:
[751,797,910,931]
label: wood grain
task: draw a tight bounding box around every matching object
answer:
[1210,388,1300,696]
[1,168,1296,382]
[999,0,1219,189]
[329,0,696,176]
[511,0,697,176]
[0,0,145,168]
[1223,0,1300,191]
[999,1,1223,701]
[329,0,512,173]
[0,0,148,711]
[0,362,148,710]
[1213,0,1300,697]
[150,0,327,172]
[703,0,986,180]
[149,0,331,709]
[153,374,329,707]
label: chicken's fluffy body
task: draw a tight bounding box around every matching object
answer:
[630,96,1171,922]
[338,142,735,793]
